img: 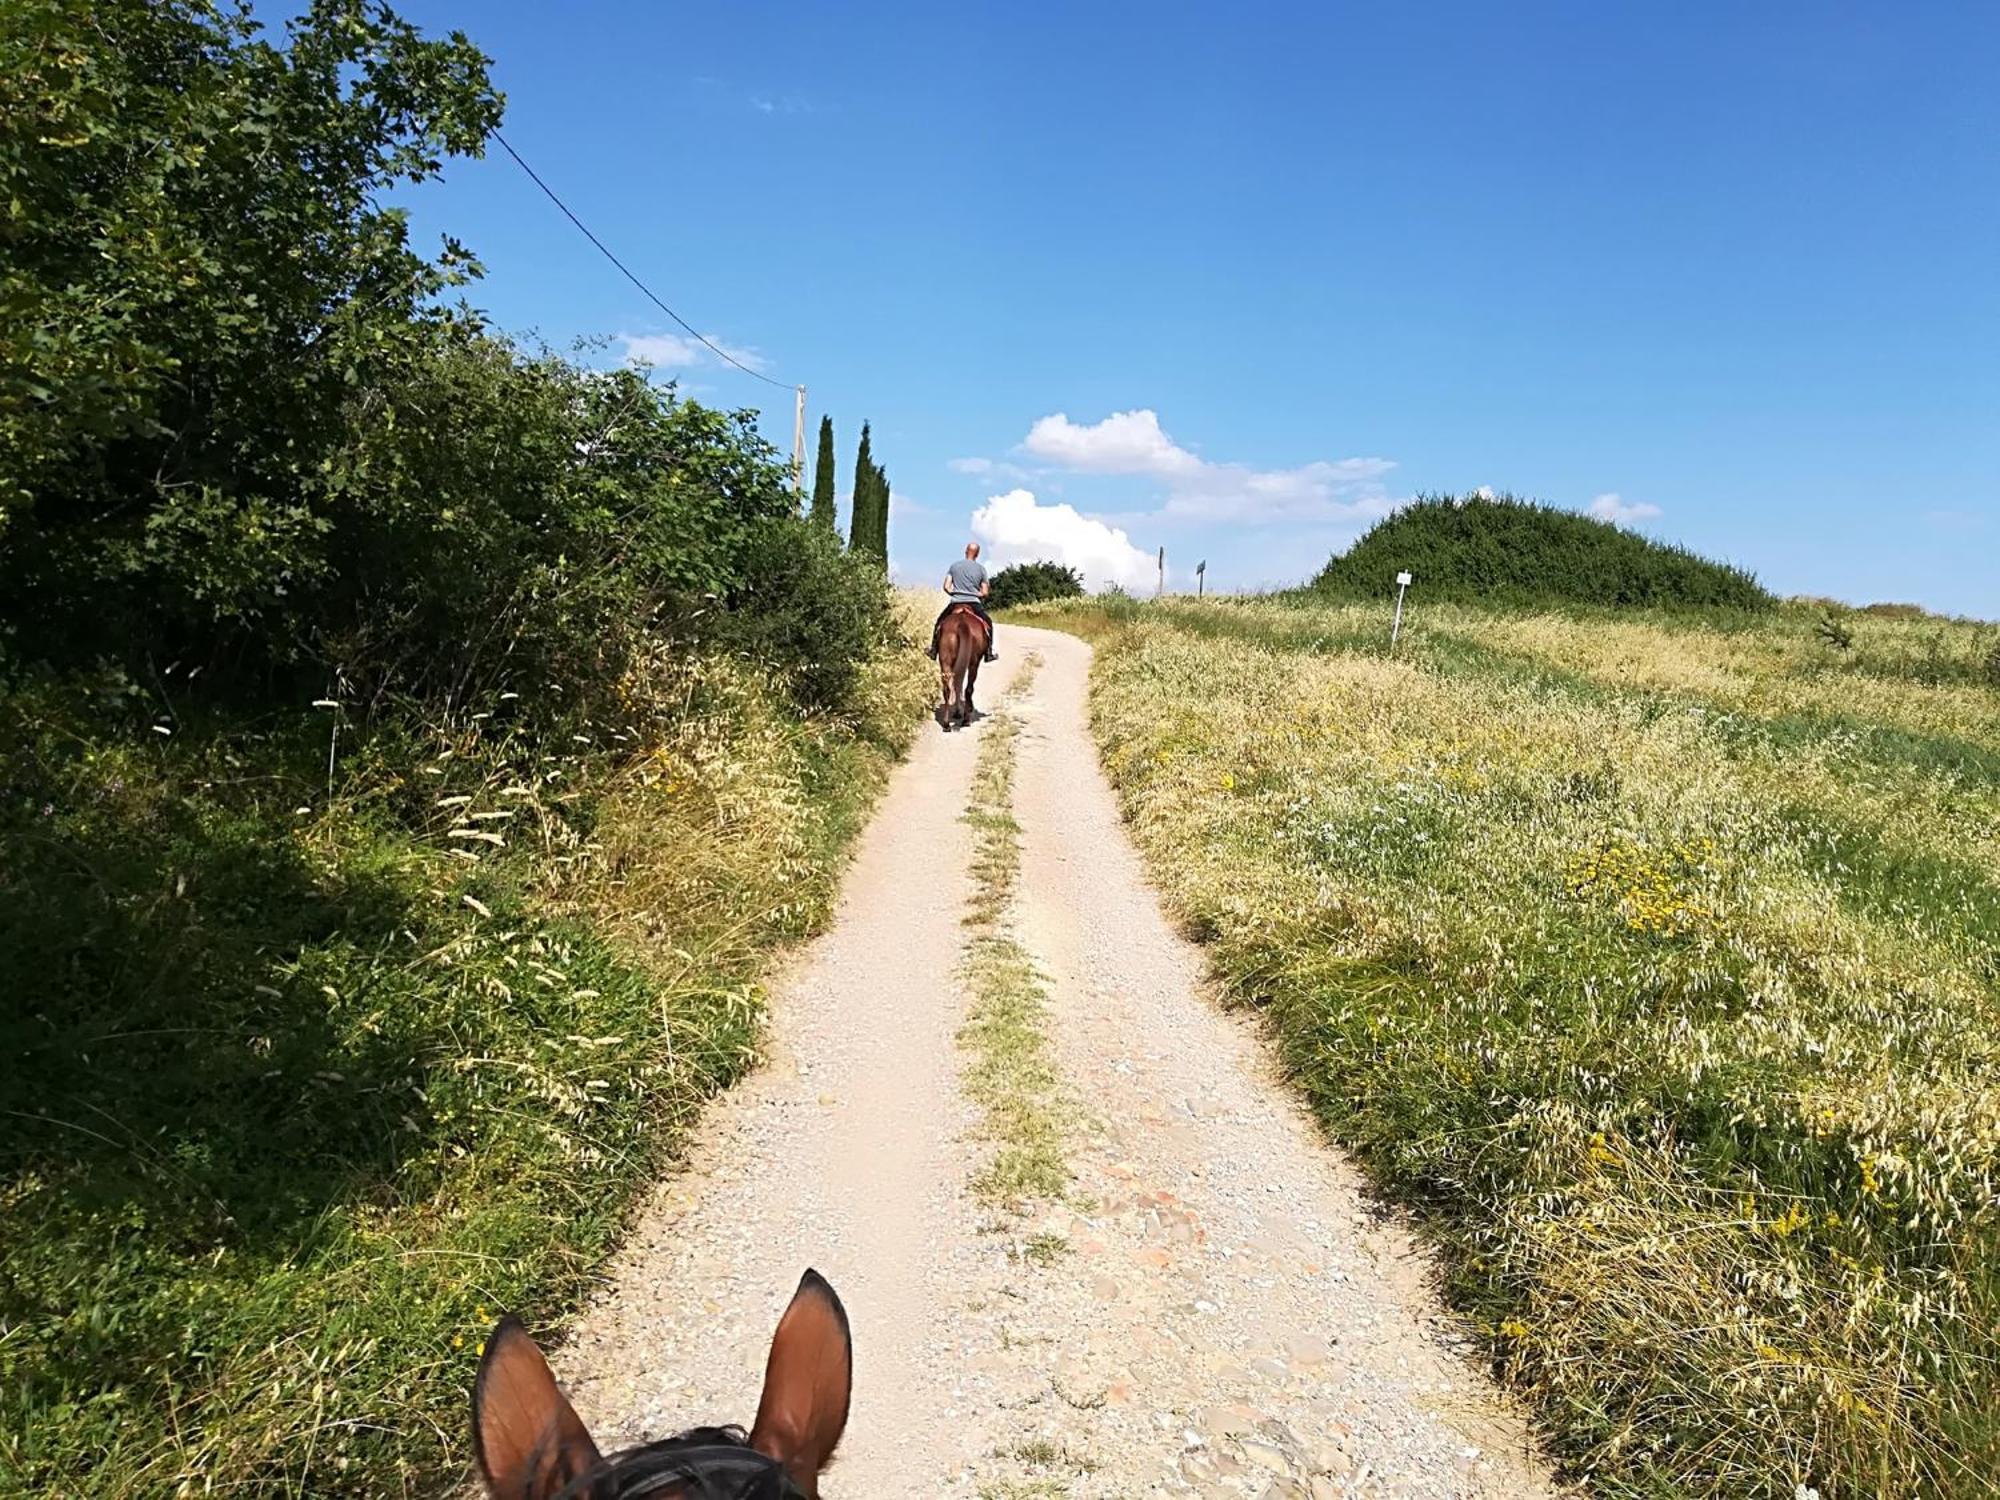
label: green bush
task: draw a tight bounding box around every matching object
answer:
[0,1,835,719]
[310,328,802,713]
[989,559,1085,609]
[0,0,499,657]
[1312,494,1773,612]
[716,518,898,715]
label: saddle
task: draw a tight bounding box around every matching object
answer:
[944,601,990,647]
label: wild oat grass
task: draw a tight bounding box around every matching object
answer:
[0,636,932,1496]
[1036,594,1999,1498]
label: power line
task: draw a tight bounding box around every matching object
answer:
[492,131,794,391]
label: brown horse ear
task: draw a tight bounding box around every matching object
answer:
[472,1316,604,1500]
[748,1270,852,1493]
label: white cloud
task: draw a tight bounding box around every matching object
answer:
[948,456,1032,481]
[1023,409,1204,478]
[970,489,1157,592]
[1587,492,1663,526]
[889,493,928,518]
[619,332,703,367]
[1018,408,1396,524]
[714,340,769,372]
[617,331,769,373]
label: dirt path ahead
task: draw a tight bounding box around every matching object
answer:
[555,626,1557,1498]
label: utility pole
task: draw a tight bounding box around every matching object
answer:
[791,385,807,494]
[1156,545,1165,598]
[1196,560,1207,597]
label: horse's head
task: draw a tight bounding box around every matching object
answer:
[472,1270,852,1499]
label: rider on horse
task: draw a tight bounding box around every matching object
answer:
[926,542,999,663]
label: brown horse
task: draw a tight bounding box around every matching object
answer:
[472,1269,851,1499]
[935,602,988,731]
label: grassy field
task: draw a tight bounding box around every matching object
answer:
[0,630,932,1495]
[1023,594,1999,1498]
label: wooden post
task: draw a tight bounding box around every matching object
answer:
[1196,559,1206,597]
[1156,545,1165,598]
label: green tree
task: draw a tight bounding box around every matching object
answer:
[0,0,503,657]
[847,421,872,551]
[989,560,1084,609]
[867,467,892,565]
[843,421,890,567]
[847,421,879,563]
[809,414,837,531]
[0,0,894,713]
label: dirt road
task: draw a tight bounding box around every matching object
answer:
[554,626,1557,1497]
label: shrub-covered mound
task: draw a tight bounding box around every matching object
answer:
[1312,493,1773,611]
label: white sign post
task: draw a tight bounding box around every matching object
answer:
[1390,570,1413,647]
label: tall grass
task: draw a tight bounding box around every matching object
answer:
[1032,594,1999,1498]
[0,633,932,1495]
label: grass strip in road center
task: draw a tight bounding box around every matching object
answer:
[955,654,1074,1210]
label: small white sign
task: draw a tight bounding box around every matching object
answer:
[1396,571,1412,586]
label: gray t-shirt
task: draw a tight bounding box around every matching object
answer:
[946,558,988,603]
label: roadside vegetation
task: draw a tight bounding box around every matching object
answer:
[1021,588,1999,1498]
[2,2,925,1492]
[989,561,1087,611]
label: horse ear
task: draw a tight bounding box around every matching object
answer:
[472,1316,604,1500]
[748,1270,852,1493]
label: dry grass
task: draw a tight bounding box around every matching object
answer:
[1030,594,2000,1499]
[0,632,934,1496]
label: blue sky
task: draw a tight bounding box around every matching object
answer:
[365,1,1995,615]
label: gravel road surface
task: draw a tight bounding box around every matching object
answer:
[551,626,1558,1498]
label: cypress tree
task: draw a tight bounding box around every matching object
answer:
[809,415,837,531]
[870,469,892,564]
[848,422,875,554]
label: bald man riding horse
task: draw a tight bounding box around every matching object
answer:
[926,543,1000,665]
